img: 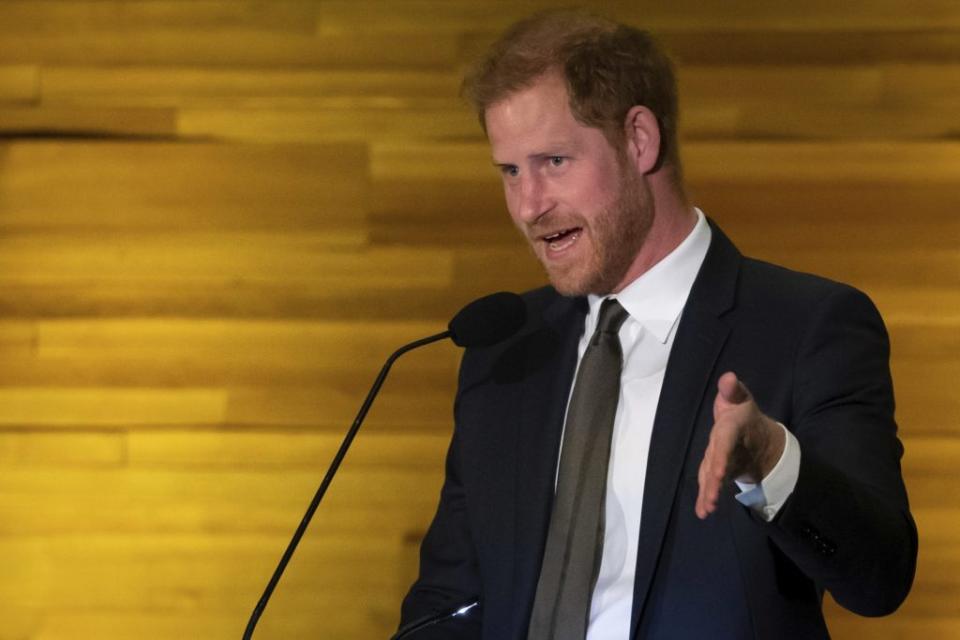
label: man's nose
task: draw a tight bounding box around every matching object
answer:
[515,174,552,224]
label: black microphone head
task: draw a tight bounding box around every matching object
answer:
[448,291,526,347]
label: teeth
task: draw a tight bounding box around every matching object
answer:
[548,230,579,251]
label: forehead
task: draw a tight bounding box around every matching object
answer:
[485,73,608,160]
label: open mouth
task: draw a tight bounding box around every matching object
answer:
[542,227,582,252]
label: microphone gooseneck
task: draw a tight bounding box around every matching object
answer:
[243,291,525,639]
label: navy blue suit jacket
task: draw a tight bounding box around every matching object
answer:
[400,223,917,639]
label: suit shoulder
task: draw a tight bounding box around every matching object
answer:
[737,256,879,315]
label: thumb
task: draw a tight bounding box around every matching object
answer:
[717,371,750,405]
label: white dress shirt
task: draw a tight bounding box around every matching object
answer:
[558,210,801,639]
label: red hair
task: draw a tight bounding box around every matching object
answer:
[462,9,680,171]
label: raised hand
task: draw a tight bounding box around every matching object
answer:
[695,372,785,520]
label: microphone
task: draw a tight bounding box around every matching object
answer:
[242,292,526,639]
[448,290,527,347]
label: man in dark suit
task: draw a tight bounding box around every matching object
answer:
[398,10,916,639]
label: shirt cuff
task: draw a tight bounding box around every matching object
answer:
[734,423,801,522]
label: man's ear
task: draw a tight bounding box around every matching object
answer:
[623,106,662,175]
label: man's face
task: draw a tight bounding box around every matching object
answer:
[485,73,653,296]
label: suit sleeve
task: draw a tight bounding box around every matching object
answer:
[765,285,918,616]
[398,412,483,637]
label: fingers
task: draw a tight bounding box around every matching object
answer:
[713,372,751,421]
[717,371,750,405]
[700,372,754,519]
[695,413,737,519]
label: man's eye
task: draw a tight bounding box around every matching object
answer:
[502,165,519,177]
[549,156,565,167]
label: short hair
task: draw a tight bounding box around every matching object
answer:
[462,9,680,171]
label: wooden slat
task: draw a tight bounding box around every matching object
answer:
[710,103,960,140]
[825,615,960,640]
[903,438,960,478]
[888,321,960,358]
[0,389,227,427]
[371,141,493,181]
[25,612,390,640]
[40,67,462,106]
[0,321,36,354]
[868,289,960,328]
[224,387,453,429]
[0,467,444,535]
[697,185,960,251]
[0,31,458,69]
[0,235,445,285]
[662,31,960,65]
[126,430,451,469]
[680,65,885,106]
[0,232,466,319]
[899,472,960,509]
[0,106,177,138]
[33,319,455,365]
[0,2,320,33]
[0,533,412,606]
[890,360,960,436]
[318,0,960,32]
[686,141,960,182]
[912,507,960,547]
[0,431,124,466]
[0,353,456,390]
[618,1,960,31]
[178,106,477,143]
[0,142,367,231]
[0,277,463,320]
[0,65,37,104]
[2,317,461,386]
[883,63,960,104]
[0,531,416,637]
[744,248,959,289]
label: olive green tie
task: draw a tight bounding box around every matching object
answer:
[527,298,629,640]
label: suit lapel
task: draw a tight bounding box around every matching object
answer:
[510,293,586,638]
[630,222,741,636]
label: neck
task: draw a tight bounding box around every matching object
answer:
[612,176,696,293]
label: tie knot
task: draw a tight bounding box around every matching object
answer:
[595,298,629,336]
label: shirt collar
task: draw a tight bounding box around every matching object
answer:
[586,208,712,344]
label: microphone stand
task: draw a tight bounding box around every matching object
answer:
[242,330,452,639]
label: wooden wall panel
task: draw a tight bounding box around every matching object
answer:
[0,32,457,69]
[0,65,38,104]
[0,1,957,639]
[318,0,960,31]
[0,106,177,137]
[0,142,367,231]
[40,67,463,110]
